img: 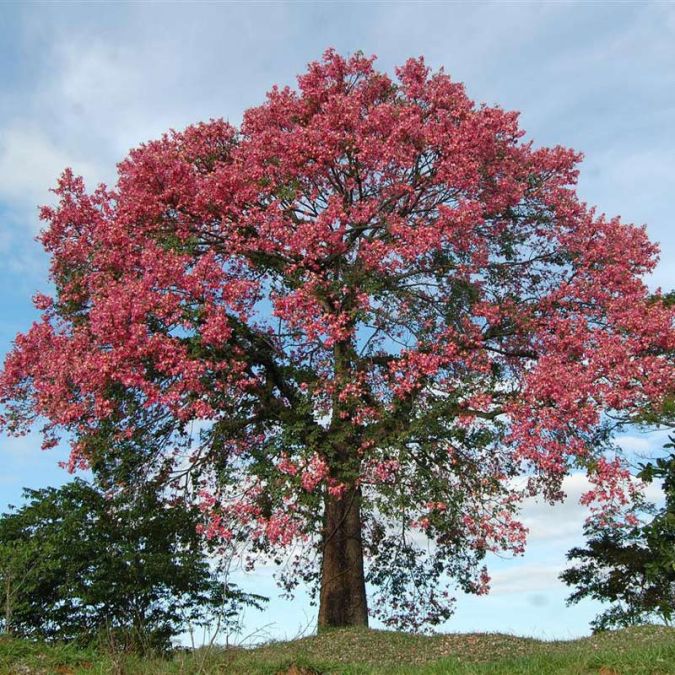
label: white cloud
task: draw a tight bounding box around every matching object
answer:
[520,474,590,546]
[615,434,653,455]
[644,480,666,506]
[519,467,666,549]
[44,38,185,156]
[0,123,102,283]
[489,563,564,595]
[0,125,98,227]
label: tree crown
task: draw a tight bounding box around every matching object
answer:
[1,50,673,628]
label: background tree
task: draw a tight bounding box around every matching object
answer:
[1,50,673,630]
[0,479,266,653]
[561,441,675,631]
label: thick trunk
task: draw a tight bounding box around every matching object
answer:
[317,485,368,630]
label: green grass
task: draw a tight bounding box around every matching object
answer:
[1,624,673,674]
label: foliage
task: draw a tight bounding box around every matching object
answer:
[0,479,266,653]
[561,436,675,631]
[0,50,673,628]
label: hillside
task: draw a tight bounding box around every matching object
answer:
[1,624,673,674]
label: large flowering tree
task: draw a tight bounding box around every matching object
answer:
[1,51,673,630]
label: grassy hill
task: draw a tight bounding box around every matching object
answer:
[1,624,673,674]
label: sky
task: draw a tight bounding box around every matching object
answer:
[0,0,673,641]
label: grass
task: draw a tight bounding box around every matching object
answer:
[1,624,673,674]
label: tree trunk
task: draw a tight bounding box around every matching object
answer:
[317,485,368,630]
[4,573,13,635]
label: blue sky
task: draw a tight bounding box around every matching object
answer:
[0,1,673,641]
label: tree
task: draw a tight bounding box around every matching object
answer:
[561,436,675,632]
[0,479,265,652]
[0,50,673,630]
[0,529,36,638]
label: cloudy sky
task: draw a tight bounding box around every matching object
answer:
[1,1,673,640]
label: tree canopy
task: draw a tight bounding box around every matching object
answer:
[1,50,673,629]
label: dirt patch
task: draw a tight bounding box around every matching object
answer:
[277,665,321,675]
